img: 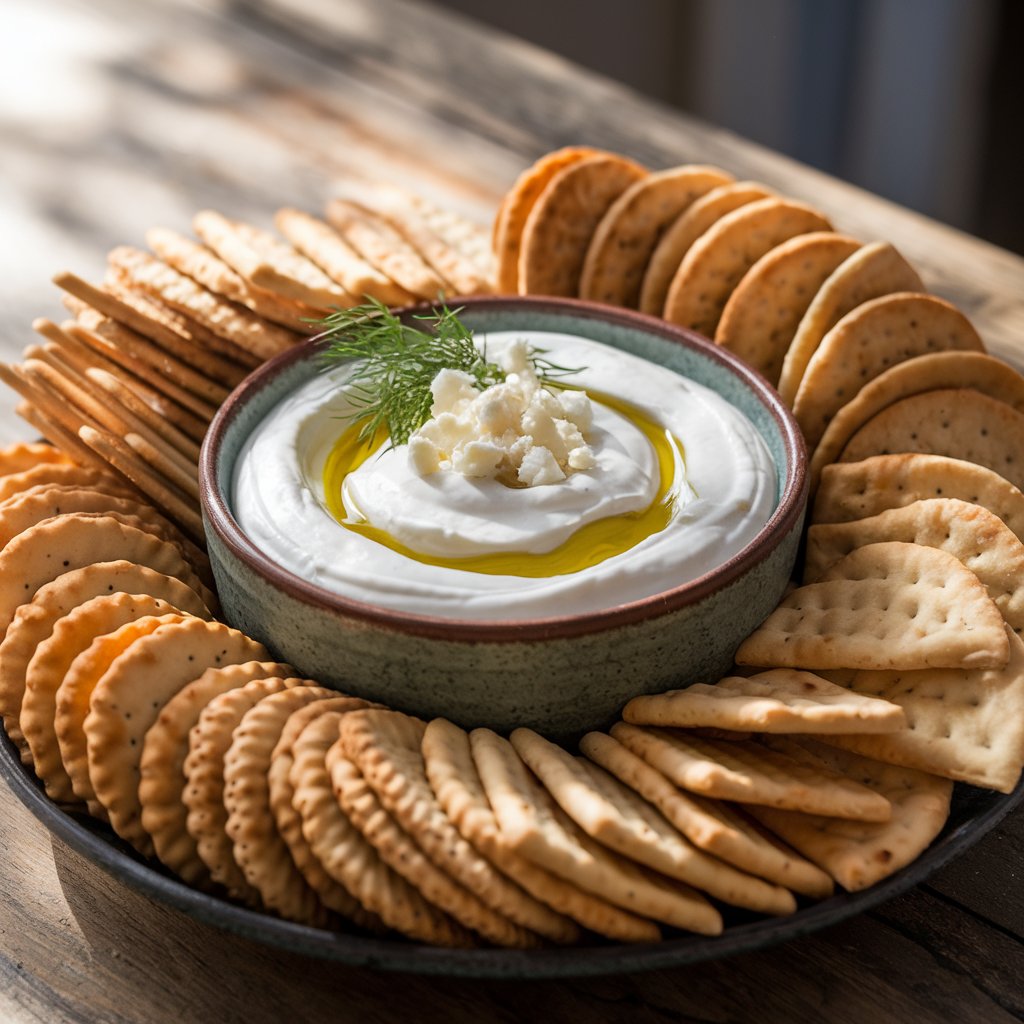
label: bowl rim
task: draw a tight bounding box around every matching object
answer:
[200,296,808,642]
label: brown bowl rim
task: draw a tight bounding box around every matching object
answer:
[200,296,808,642]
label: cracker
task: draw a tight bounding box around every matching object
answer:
[267,702,383,926]
[184,677,306,902]
[146,227,320,333]
[138,660,295,887]
[805,498,1024,632]
[0,559,208,765]
[610,723,891,821]
[838,388,1024,491]
[326,200,449,300]
[22,590,209,803]
[777,241,925,404]
[578,165,733,308]
[0,513,212,639]
[794,294,986,448]
[84,619,269,854]
[735,541,1010,671]
[58,613,187,817]
[663,198,832,337]
[745,741,952,891]
[0,442,71,478]
[425,718,642,942]
[639,181,774,316]
[493,146,602,293]
[275,208,414,306]
[623,670,906,734]
[473,726,715,936]
[14,401,120,481]
[715,232,862,384]
[190,210,351,310]
[223,685,338,925]
[812,454,1024,545]
[510,727,796,915]
[0,462,132,506]
[341,709,559,943]
[331,740,535,947]
[518,154,648,297]
[291,727,470,946]
[579,731,834,898]
[820,626,1024,793]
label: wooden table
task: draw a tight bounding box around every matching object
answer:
[3,1,1024,1020]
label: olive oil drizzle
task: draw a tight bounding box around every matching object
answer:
[321,391,684,579]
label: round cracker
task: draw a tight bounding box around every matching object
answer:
[0,442,72,478]
[184,677,306,902]
[0,560,209,764]
[86,619,269,854]
[838,388,1024,491]
[0,513,214,640]
[518,153,647,297]
[809,352,1024,491]
[0,463,134,505]
[138,660,295,886]
[493,146,602,293]
[663,197,832,338]
[715,232,862,384]
[578,165,733,308]
[777,241,925,404]
[794,294,986,448]
[22,590,210,803]
[639,181,774,316]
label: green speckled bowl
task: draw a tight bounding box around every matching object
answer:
[200,297,807,735]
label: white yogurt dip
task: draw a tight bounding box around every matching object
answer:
[231,331,778,621]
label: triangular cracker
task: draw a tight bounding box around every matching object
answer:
[745,741,952,891]
[623,669,905,734]
[735,541,1009,671]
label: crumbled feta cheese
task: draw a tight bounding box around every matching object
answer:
[407,347,596,487]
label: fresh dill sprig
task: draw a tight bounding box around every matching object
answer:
[312,299,581,446]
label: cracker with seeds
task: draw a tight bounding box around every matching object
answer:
[518,154,648,297]
[623,670,906,734]
[268,701,383,927]
[639,181,774,316]
[794,294,986,448]
[578,165,733,308]
[838,388,1024,491]
[777,242,925,404]
[715,233,861,384]
[223,685,338,926]
[493,146,603,293]
[473,727,718,936]
[22,591,209,803]
[326,200,448,300]
[0,560,207,764]
[510,727,797,916]
[579,731,834,897]
[139,660,295,887]
[813,454,1024,544]
[331,740,537,948]
[291,728,471,946]
[184,677,306,903]
[805,498,1024,632]
[745,741,952,891]
[736,541,1009,671]
[424,718,646,942]
[663,198,832,337]
[819,626,1024,793]
[275,208,415,306]
[342,709,567,942]
[610,723,891,821]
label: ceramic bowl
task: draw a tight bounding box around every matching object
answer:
[200,297,807,735]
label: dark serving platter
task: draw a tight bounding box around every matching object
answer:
[3,724,1022,979]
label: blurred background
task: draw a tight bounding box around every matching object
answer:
[436,0,1023,255]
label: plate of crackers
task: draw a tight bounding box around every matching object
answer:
[1,149,1024,976]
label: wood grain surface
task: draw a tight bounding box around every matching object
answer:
[2,0,1023,1021]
